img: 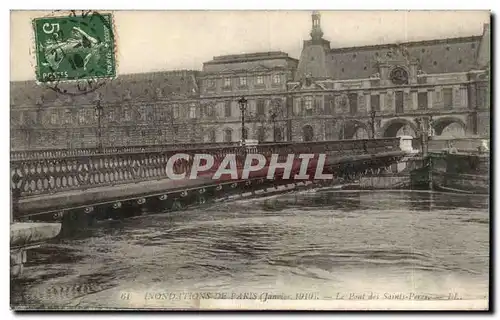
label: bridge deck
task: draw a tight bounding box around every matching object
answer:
[16,150,407,216]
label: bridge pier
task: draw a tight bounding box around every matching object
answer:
[10,222,61,278]
[60,209,97,237]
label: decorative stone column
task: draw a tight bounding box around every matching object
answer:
[460,85,468,109]
[433,87,442,109]
[379,92,386,112]
[427,89,434,109]
[357,92,366,113]
[404,89,411,111]
[386,90,395,113]
[364,91,371,112]
[409,60,419,84]
[411,89,418,110]
[453,85,462,110]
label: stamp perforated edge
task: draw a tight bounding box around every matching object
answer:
[30,10,119,86]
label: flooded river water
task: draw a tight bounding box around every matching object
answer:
[11,189,489,310]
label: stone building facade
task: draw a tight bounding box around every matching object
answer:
[197,51,298,143]
[10,12,490,151]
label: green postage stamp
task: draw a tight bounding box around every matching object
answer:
[32,12,116,83]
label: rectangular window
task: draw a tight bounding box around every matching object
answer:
[86,110,94,123]
[63,111,71,124]
[272,74,281,84]
[124,108,131,121]
[146,105,154,121]
[418,92,428,110]
[324,95,335,115]
[206,79,215,87]
[443,88,453,109]
[305,98,313,110]
[304,97,313,116]
[239,77,247,86]
[348,93,358,115]
[189,104,197,119]
[138,107,146,121]
[224,129,232,143]
[209,130,216,143]
[108,109,115,122]
[224,101,232,117]
[50,112,58,125]
[224,78,231,87]
[370,95,380,112]
[257,127,266,142]
[257,99,266,116]
[173,105,179,118]
[157,107,165,121]
[205,104,214,118]
[256,75,264,85]
[395,91,404,113]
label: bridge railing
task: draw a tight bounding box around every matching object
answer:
[10,142,241,161]
[11,138,401,197]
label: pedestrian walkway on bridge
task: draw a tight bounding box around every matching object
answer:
[11,137,411,223]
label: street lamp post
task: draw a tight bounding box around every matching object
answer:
[95,99,103,152]
[369,109,376,139]
[238,97,248,147]
[269,111,277,142]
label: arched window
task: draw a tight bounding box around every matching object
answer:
[224,128,233,143]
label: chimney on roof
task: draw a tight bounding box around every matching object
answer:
[310,11,324,42]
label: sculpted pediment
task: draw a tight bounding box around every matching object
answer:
[249,64,272,72]
[376,43,417,66]
[289,74,327,91]
[219,68,238,74]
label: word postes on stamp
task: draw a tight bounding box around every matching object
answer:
[33,12,116,84]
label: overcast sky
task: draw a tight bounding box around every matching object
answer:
[10,10,490,81]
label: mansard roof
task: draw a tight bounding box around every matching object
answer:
[205,51,296,64]
[202,51,299,74]
[327,35,482,80]
[10,70,200,107]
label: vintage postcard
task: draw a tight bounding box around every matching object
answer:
[10,10,490,311]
